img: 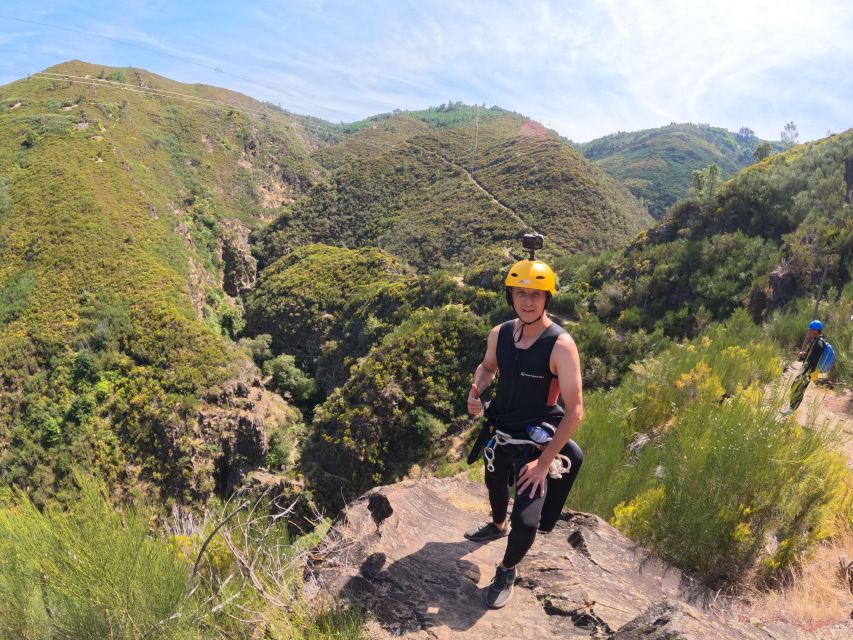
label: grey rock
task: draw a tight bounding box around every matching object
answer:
[305,477,816,640]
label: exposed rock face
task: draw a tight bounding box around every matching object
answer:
[305,477,838,640]
[749,259,806,321]
[197,360,289,497]
[220,220,257,296]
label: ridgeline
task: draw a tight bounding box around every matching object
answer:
[577,123,785,217]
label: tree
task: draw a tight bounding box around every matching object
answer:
[737,127,755,143]
[690,164,721,209]
[753,142,772,162]
[781,121,799,147]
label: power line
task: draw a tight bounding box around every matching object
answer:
[32,71,269,117]
[32,71,351,141]
[37,71,256,112]
[0,14,292,100]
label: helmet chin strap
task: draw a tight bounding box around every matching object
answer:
[511,304,544,344]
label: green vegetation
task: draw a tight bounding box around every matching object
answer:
[308,101,514,140]
[766,287,853,385]
[0,476,364,639]
[244,244,409,363]
[0,60,326,504]
[2,59,852,607]
[572,312,850,586]
[255,112,652,271]
[578,123,785,217]
[302,305,486,507]
[562,129,853,343]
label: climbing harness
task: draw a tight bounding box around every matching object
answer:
[483,429,572,479]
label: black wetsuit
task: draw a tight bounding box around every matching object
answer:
[484,320,584,568]
[789,335,826,410]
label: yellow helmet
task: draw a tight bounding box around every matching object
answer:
[505,259,556,306]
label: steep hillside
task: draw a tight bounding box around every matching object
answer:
[560,129,853,339]
[578,123,785,217]
[0,61,322,503]
[254,110,653,271]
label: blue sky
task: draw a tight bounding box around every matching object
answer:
[1,0,851,142]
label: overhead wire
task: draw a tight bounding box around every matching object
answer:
[0,15,387,139]
[32,71,270,118]
[0,14,291,99]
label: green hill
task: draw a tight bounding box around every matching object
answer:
[254,108,653,271]
[0,67,654,504]
[0,60,324,503]
[561,129,853,340]
[577,123,785,217]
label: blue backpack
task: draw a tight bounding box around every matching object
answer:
[817,340,836,373]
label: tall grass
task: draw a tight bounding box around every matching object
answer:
[0,478,364,640]
[571,310,851,586]
[0,480,197,640]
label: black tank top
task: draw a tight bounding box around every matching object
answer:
[492,320,566,421]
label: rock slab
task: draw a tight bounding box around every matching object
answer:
[305,477,831,640]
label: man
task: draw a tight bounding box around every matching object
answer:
[783,319,826,415]
[464,255,584,609]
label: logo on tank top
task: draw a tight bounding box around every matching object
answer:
[520,371,546,379]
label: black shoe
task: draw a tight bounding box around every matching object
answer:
[464,522,509,542]
[485,565,517,608]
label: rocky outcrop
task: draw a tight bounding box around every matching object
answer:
[749,258,807,321]
[198,360,290,496]
[305,477,846,640]
[220,220,257,296]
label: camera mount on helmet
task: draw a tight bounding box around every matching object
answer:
[522,232,544,260]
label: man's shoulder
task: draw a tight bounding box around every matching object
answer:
[554,329,575,345]
[490,320,515,336]
[551,331,577,356]
[487,322,509,344]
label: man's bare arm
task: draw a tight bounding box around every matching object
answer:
[468,325,501,416]
[546,333,584,451]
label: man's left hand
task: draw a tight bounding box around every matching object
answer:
[517,459,549,498]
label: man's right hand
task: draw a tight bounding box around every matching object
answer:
[467,383,483,416]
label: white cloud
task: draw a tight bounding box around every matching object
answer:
[2,0,851,140]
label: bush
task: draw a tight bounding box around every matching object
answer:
[0,179,10,216]
[264,354,320,407]
[0,477,365,639]
[0,478,197,639]
[303,305,486,508]
[0,269,35,325]
[614,397,847,586]
[571,311,846,586]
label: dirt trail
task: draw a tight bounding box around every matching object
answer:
[407,141,541,236]
[781,362,853,470]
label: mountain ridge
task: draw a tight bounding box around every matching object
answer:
[577,122,786,217]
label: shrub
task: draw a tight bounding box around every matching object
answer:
[303,305,485,508]
[0,179,10,216]
[0,477,365,639]
[614,398,848,586]
[0,478,197,639]
[572,311,845,586]
[264,354,320,407]
[0,269,35,325]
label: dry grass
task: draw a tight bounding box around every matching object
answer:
[747,520,853,630]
